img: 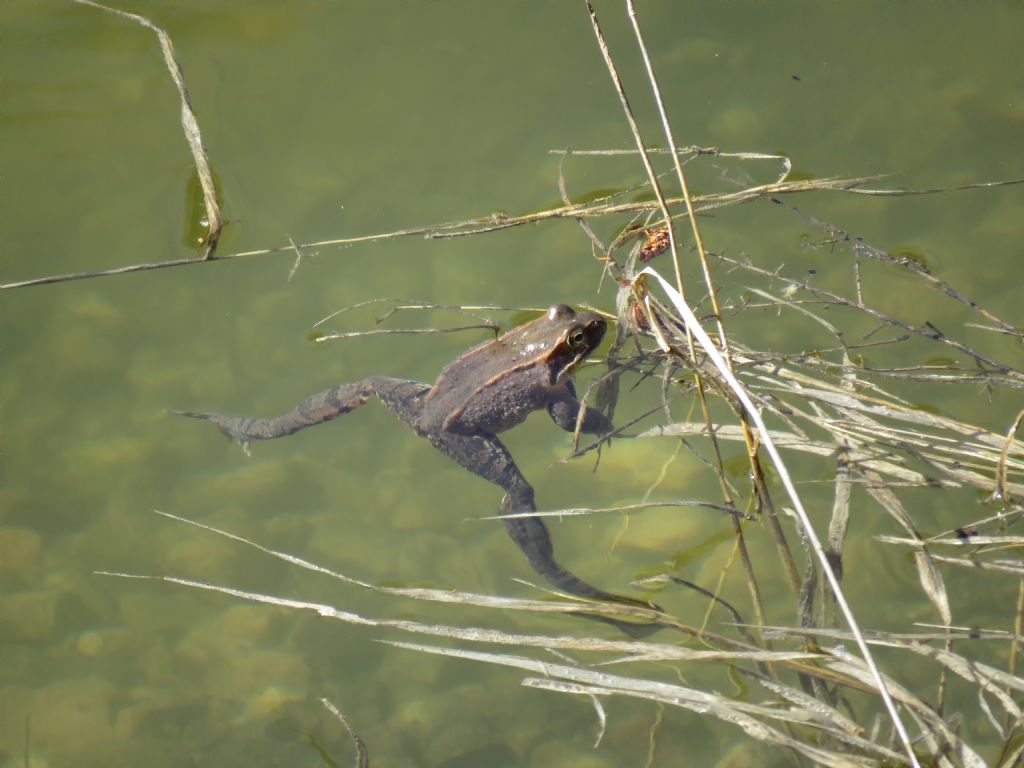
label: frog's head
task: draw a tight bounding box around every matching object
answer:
[544,303,606,383]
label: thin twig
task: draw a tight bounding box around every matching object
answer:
[773,197,1021,337]
[5,168,1006,291]
[0,175,886,290]
[313,324,498,343]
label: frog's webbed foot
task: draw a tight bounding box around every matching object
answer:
[168,409,257,450]
[171,376,428,446]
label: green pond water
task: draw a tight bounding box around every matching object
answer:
[2,2,1023,766]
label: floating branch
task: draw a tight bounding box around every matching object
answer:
[7,163,1022,290]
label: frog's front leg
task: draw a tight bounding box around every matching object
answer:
[172,376,429,444]
[429,429,650,609]
[546,380,614,435]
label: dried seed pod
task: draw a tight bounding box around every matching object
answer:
[637,226,669,262]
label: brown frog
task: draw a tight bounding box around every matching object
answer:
[173,304,658,622]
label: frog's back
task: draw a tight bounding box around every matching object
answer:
[416,305,602,437]
[418,336,554,436]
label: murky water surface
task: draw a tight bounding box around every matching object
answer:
[2,2,1023,766]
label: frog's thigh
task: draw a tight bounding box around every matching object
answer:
[369,377,431,431]
[428,431,532,501]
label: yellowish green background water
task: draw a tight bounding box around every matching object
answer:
[2,2,1023,766]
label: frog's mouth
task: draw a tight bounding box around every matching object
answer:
[555,349,588,384]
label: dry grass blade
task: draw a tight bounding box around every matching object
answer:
[826,456,852,585]
[993,409,1024,504]
[864,476,952,625]
[71,0,223,257]
[914,554,1024,578]
[518,680,608,748]
[637,422,930,486]
[386,640,901,767]
[643,338,1024,496]
[740,669,863,735]
[638,265,921,765]
[98,569,676,653]
[99,512,970,764]
[147,510,659,624]
[622,220,1024,762]
[477,499,738,522]
[878,536,1024,548]
[771,625,1024,720]
[115,511,825,662]
[320,698,370,768]
[101,565,826,665]
[823,648,988,768]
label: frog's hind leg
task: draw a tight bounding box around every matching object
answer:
[171,376,428,444]
[429,430,656,615]
[368,378,431,432]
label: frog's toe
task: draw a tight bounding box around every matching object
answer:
[169,409,246,443]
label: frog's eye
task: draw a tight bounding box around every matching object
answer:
[567,328,588,350]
